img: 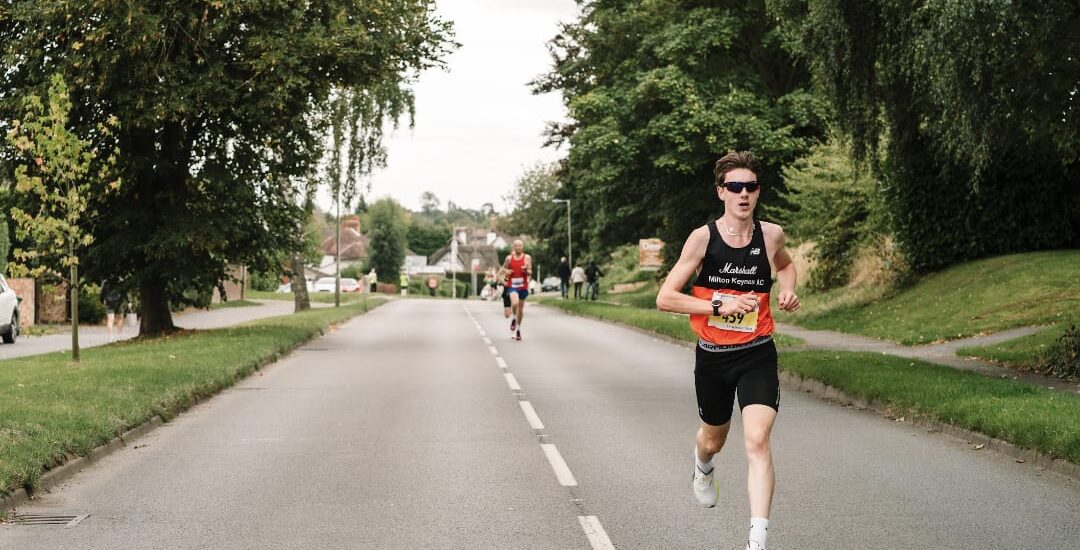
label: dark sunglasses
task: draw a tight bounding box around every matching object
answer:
[720,181,760,193]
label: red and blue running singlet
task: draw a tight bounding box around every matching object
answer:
[689,220,774,345]
[507,254,528,290]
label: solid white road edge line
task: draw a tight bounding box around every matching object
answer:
[519,401,545,430]
[540,443,578,486]
[504,373,522,391]
[578,516,616,550]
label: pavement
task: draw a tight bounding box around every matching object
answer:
[1,299,1076,549]
[0,299,328,361]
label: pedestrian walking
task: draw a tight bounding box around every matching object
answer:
[570,263,586,299]
[656,150,800,550]
[585,260,603,300]
[557,256,571,299]
[100,277,128,342]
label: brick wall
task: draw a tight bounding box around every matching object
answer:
[38,281,69,323]
[6,278,35,327]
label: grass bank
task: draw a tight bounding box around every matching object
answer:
[783,351,1080,463]
[957,321,1077,371]
[209,299,261,309]
[0,299,384,498]
[777,250,1080,344]
[538,297,805,348]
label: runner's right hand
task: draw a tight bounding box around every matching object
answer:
[719,294,758,316]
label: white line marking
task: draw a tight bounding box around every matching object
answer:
[541,444,577,486]
[489,346,499,356]
[478,330,486,337]
[483,337,492,345]
[578,516,616,550]
[504,373,521,391]
[519,401,544,430]
[495,357,508,369]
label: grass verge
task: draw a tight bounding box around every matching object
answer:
[782,351,1080,464]
[0,298,384,498]
[777,250,1080,344]
[209,299,261,309]
[538,297,805,348]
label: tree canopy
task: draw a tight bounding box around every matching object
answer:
[0,1,454,333]
[533,0,827,264]
[769,0,1080,271]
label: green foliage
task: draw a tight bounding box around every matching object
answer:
[78,285,105,324]
[0,1,455,334]
[406,221,450,259]
[500,162,565,270]
[770,0,1080,272]
[247,270,280,292]
[534,0,827,265]
[767,141,891,289]
[340,265,362,280]
[366,198,408,283]
[5,74,118,280]
[1036,326,1080,380]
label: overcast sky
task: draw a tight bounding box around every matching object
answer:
[318,0,580,214]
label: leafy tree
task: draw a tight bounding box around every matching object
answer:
[407,221,450,259]
[0,206,8,275]
[500,162,565,270]
[769,0,1080,271]
[0,1,454,335]
[366,198,408,284]
[420,191,442,214]
[5,74,119,360]
[534,0,827,265]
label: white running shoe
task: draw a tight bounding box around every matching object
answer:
[745,541,765,550]
[692,461,718,507]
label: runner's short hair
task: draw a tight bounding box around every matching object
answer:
[713,151,762,186]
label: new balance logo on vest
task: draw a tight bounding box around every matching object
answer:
[750,248,761,255]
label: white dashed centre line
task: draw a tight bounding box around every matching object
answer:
[578,516,616,550]
[495,357,508,370]
[504,373,522,391]
[518,401,545,430]
[540,443,577,486]
[489,346,499,356]
[483,337,492,345]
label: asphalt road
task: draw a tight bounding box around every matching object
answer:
[1,299,1076,549]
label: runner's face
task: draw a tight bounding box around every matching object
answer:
[513,241,524,254]
[717,168,759,220]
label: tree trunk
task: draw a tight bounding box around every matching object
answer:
[70,263,80,362]
[290,253,311,312]
[138,277,176,336]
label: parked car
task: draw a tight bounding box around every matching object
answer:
[0,274,20,344]
[313,277,361,292]
[540,276,562,292]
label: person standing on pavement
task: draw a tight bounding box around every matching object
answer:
[501,239,532,341]
[656,150,800,550]
[557,256,571,299]
[585,260,603,300]
[570,262,586,299]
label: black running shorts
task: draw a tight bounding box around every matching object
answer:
[694,339,779,426]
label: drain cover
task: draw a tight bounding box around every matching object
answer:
[9,513,88,527]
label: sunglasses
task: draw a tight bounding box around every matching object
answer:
[720,181,760,193]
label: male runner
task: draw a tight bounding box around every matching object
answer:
[501,239,532,341]
[656,151,799,550]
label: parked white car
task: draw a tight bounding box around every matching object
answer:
[313,277,361,293]
[0,274,20,344]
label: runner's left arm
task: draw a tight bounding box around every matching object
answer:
[769,227,800,312]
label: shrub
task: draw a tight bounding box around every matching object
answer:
[247,270,280,292]
[1036,325,1080,380]
[80,285,106,324]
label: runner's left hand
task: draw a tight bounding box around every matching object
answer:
[777,291,800,312]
